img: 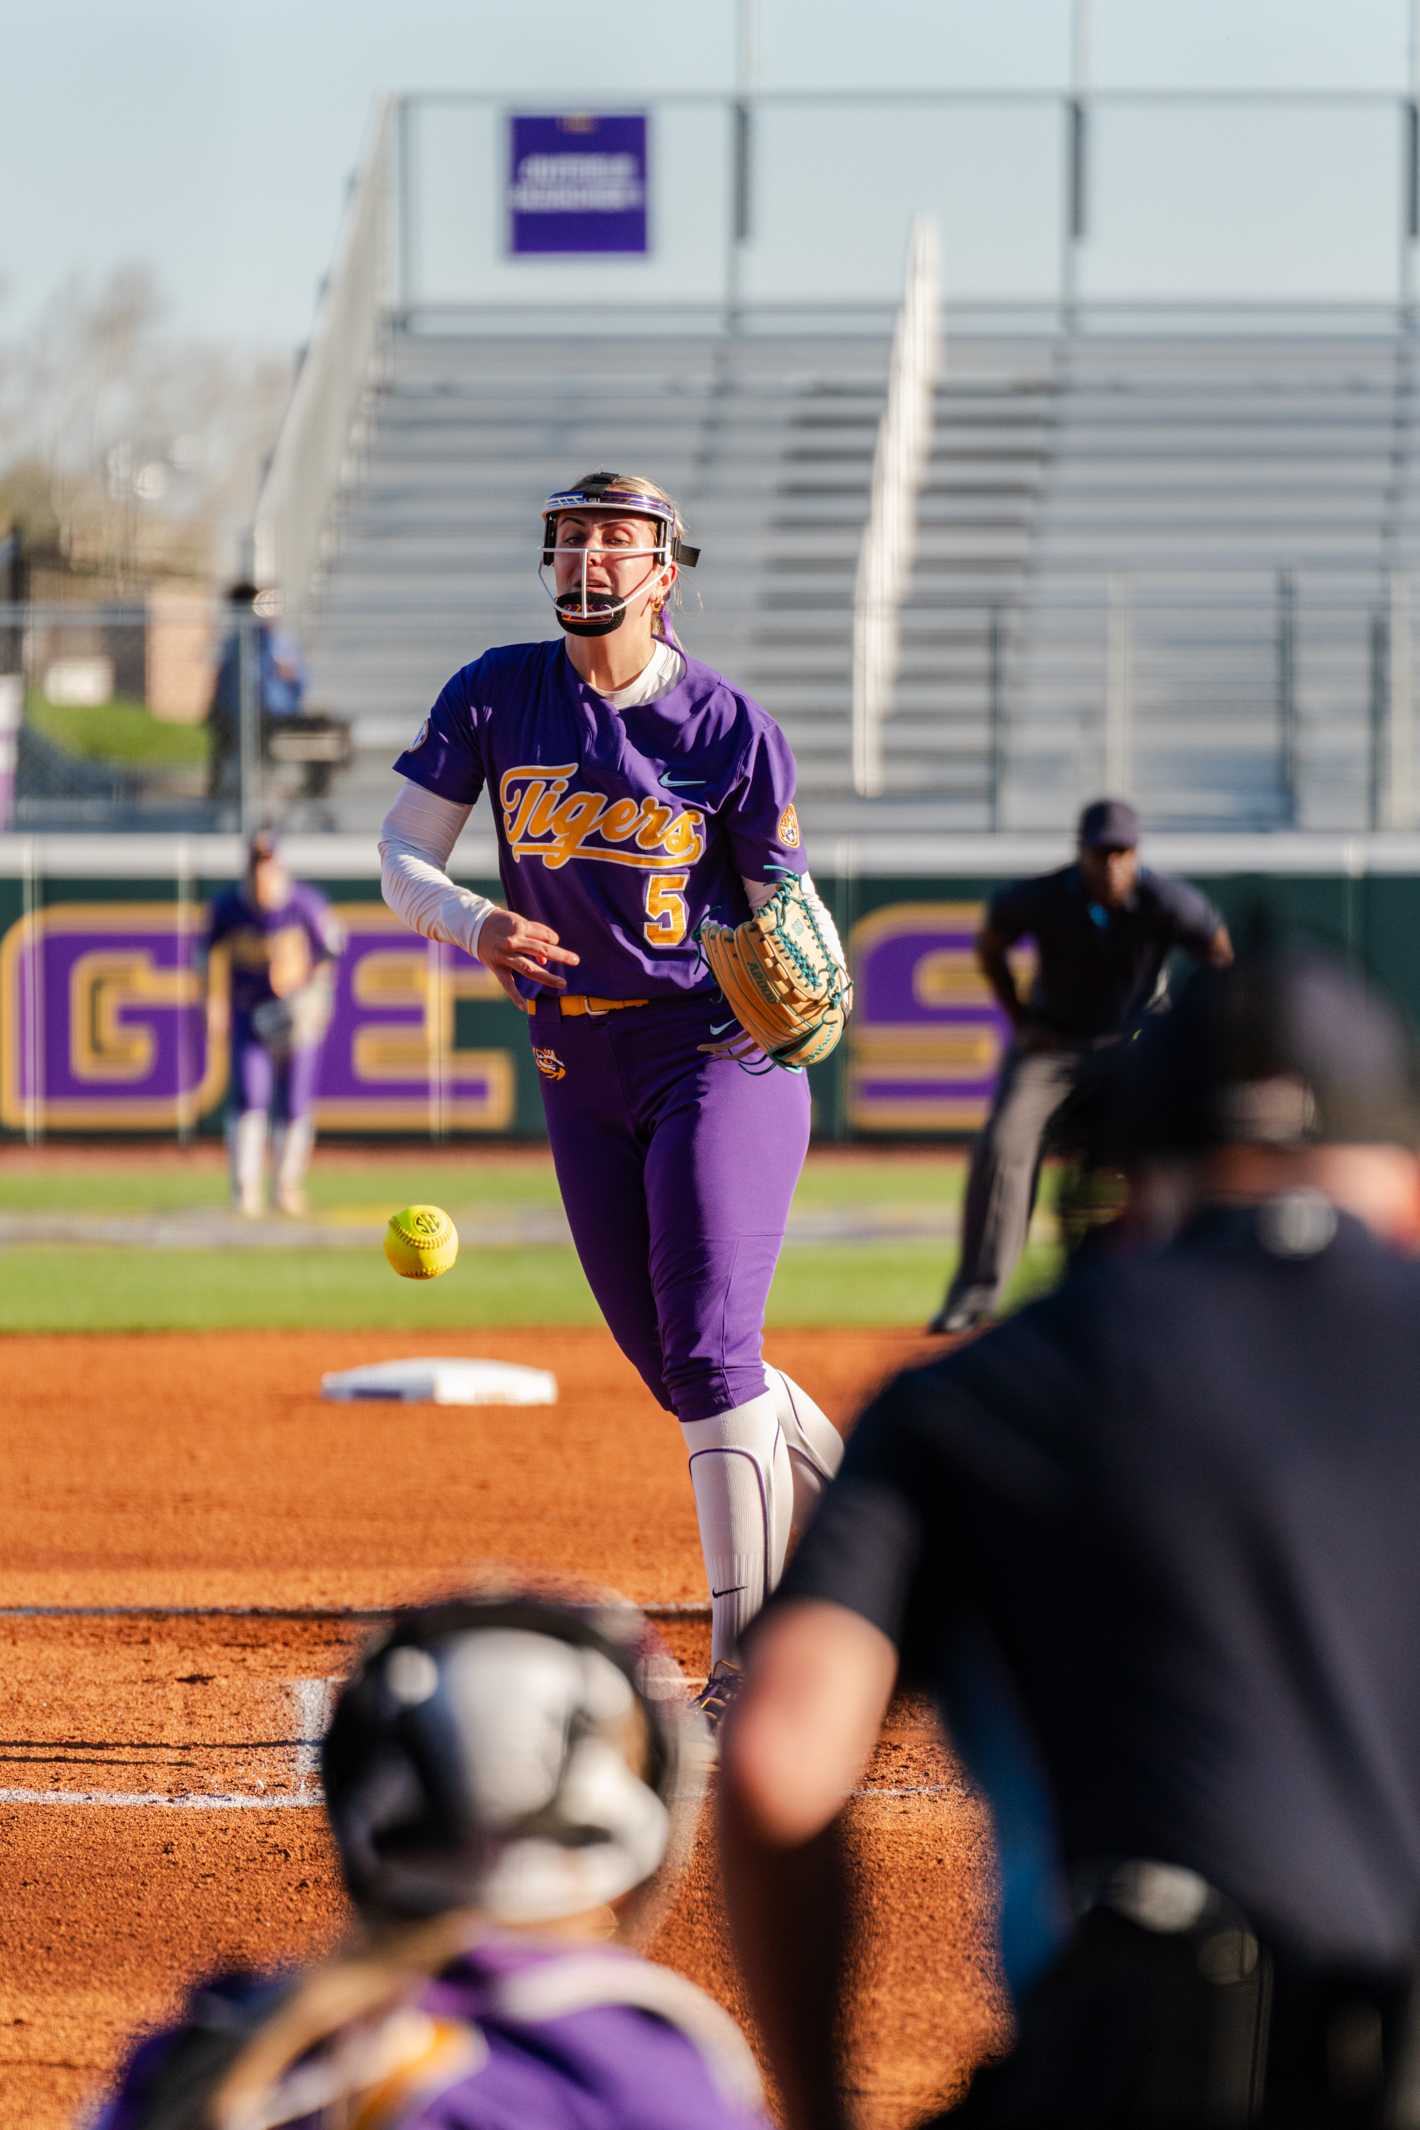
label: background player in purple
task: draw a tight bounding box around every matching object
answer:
[90,1586,769,2130]
[202,829,344,1217]
[379,472,848,1725]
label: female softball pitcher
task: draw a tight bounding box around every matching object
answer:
[378,472,848,1726]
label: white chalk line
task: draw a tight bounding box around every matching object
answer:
[0,1782,962,1811]
[291,1676,336,1795]
[3,1615,963,1813]
[0,1787,319,1809]
[0,1676,334,1812]
[0,1672,964,1810]
[0,1602,712,1621]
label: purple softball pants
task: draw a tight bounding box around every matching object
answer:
[230,1014,321,1124]
[530,991,810,1424]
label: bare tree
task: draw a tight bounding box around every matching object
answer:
[0,264,289,588]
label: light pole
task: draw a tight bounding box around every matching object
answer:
[1063,0,1091,323]
[727,0,759,325]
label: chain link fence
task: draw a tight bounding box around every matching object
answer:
[2,579,1417,838]
[0,601,351,835]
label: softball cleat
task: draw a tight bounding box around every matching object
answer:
[690,1658,745,1737]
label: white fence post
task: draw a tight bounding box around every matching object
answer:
[1104,573,1135,795]
[1387,571,1415,829]
[21,834,41,1146]
[852,216,940,798]
[0,673,20,834]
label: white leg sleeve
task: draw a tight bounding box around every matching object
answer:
[227,1110,268,1216]
[680,1393,792,1667]
[273,1116,315,1212]
[764,1366,844,1535]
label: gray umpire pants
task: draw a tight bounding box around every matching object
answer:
[946,1043,1089,1314]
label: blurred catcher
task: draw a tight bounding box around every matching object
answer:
[201,831,344,1218]
[91,1586,769,2130]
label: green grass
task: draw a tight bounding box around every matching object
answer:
[0,1151,1065,1332]
[0,1158,569,1219]
[1,1244,599,1333]
[0,1152,1047,1221]
[25,694,210,770]
[0,1238,1061,1334]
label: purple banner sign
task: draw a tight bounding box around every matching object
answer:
[1,894,1030,1137]
[0,903,514,1133]
[317,909,513,1132]
[845,901,1034,1133]
[507,113,649,256]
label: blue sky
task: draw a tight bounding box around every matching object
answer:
[3,0,1416,351]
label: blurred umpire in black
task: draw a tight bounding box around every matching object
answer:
[721,938,1420,2129]
[930,797,1232,1335]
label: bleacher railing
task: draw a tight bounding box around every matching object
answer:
[252,97,395,636]
[852,219,939,798]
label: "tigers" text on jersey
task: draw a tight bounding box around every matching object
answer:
[500,764,706,872]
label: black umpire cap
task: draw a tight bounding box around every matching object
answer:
[1113,940,1420,1159]
[1078,797,1141,849]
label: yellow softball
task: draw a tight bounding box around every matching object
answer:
[384,1204,459,1281]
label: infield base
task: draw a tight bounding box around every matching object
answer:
[320,1357,558,1405]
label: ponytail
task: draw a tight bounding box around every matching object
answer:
[205,1913,479,2129]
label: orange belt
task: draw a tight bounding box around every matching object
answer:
[557,994,650,1017]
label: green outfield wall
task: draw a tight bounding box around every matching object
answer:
[2,839,1417,1140]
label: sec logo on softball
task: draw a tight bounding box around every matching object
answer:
[384,1204,459,1280]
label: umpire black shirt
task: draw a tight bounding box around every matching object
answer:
[990,864,1221,1040]
[777,1203,1420,1986]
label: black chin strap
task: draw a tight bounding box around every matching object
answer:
[555,593,626,638]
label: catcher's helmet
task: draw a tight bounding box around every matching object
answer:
[321,1591,692,1927]
[539,470,699,638]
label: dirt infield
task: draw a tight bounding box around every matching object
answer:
[0,1329,1009,2128]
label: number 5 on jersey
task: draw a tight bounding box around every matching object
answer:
[644,871,689,947]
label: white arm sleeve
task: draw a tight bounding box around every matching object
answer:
[742,871,848,976]
[379,779,494,959]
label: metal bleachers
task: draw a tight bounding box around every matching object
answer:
[304,327,890,828]
[303,308,1420,838]
[911,319,1420,834]
[245,94,1420,841]
[885,339,1055,817]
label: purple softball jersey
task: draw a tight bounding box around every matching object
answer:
[392,640,807,1001]
[390,636,818,1425]
[90,1936,768,2130]
[205,881,343,1018]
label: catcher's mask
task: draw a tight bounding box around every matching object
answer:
[321,1590,693,1929]
[539,472,699,638]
